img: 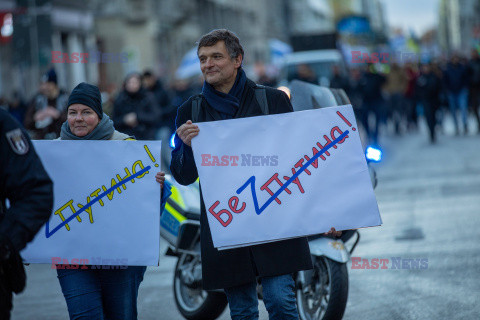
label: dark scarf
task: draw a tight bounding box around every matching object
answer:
[201,68,247,119]
[60,113,115,140]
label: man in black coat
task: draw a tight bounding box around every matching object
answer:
[0,109,54,319]
[142,70,175,132]
[416,63,441,143]
[444,55,470,134]
[360,64,387,145]
[170,29,315,319]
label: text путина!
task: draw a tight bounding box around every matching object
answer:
[208,111,355,227]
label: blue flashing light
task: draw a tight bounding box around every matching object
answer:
[169,133,176,149]
[365,146,382,162]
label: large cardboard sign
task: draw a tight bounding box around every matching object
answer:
[21,140,162,266]
[192,106,382,250]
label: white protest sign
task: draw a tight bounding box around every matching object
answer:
[192,105,381,250]
[21,140,162,266]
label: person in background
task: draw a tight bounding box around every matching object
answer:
[170,79,197,113]
[55,82,166,320]
[404,62,419,131]
[385,63,407,135]
[444,54,470,134]
[430,60,448,133]
[346,68,368,140]
[24,68,69,139]
[360,64,386,145]
[416,63,442,143]
[143,69,177,169]
[142,70,171,120]
[142,69,177,135]
[8,92,28,125]
[330,65,349,91]
[100,83,119,117]
[292,63,318,84]
[112,73,160,140]
[1,109,53,319]
[468,49,480,133]
[255,62,278,87]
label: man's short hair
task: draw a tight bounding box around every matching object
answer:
[142,70,154,78]
[197,29,244,60]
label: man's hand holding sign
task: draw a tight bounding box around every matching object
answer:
[189,105,381,250]
[177,120,199,147]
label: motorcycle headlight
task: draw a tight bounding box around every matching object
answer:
[170,133,176,149]
[277,86,291,99]
[365,146,382,162]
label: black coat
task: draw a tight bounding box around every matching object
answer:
[147,80,177,130]
[360,72,386,103]
[170,79,312,290]
[0,109,53,253]
[112,89,160,140]
[416,72,441,110]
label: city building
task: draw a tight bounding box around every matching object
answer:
[439,0,480,54]
[0,0,96,98]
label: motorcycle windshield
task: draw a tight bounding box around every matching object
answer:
[289,79,348,111]
[165,175,201,215]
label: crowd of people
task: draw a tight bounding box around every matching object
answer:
[3,49,480,149]
[328,49,480,145]
[1,68,201,145]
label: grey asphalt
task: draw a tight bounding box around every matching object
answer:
[12,115,480,319]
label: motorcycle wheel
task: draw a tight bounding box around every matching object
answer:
[297,256,348,320]
[173,253,228,320]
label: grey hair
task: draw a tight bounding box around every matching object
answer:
[197,29,244,60]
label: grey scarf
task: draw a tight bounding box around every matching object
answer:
[60,113,115,140]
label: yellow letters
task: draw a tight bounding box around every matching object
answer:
[132,160,148,179]
[54,200,78,231]
[116,167,134,189]
[77,196,94,223]
[90,188,104,206]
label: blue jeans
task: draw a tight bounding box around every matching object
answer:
[57,266,146,320]
[224,274,298,320]
[448,88,469,130]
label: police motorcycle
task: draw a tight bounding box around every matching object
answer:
[160,80,379,320]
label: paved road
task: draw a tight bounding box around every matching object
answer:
[343,117,480,320]
[12,116,480,319]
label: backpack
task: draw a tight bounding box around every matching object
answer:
[191,85,268,123]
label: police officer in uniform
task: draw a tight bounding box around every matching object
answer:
[0,109,53,319]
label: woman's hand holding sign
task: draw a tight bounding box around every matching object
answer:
[155,171,165,189]
[325,227,342,237]
[177,120,199,147]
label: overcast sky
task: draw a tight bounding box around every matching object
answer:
[382,0,439,36]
